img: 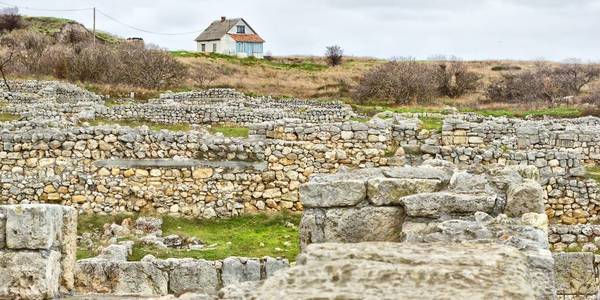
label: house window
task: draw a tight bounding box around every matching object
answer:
[212,43,217,52]
[201,44,205,52]
[236,25,245,34]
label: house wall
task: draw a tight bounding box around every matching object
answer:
[220,35,237,55]
[196,40,221,53]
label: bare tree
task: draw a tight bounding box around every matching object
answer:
[325,45,343,66]
[0,47,15,91]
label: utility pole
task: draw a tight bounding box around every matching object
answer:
[92,7,96,46]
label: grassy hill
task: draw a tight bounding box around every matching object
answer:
[21,16,122,44]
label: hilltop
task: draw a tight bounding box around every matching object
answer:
[18,16,121,44]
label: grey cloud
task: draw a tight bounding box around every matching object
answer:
[7,0,600,60]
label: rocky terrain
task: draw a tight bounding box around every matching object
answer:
[0,80,599,299]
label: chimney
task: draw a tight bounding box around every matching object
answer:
[221,16,226,22]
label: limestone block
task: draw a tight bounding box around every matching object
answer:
[553,252,597,295]
[505,179,545,217]
[168,259,219,294]
[399,192,496,218]
[221,257,261,287]
[299,207,404,249]
[5,204,63,250]
[300,180,366,208]
[366,177,442,206]
[222,242,552,300]
[263,257,289,278]
[0,250,62,300]
[74,260,168,296]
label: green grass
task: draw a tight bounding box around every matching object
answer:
[0,113,19,122]
[23,16,74,35]
[88,118,191,132]
[209,125,249,138]
[77,212,301,262]
[171,51,328,71]
[350,117,370,123]
[419,117,443,132]
[130,213,301,261]
[94,30,122,44]
[587,166,600,184]
[463,106,583,118]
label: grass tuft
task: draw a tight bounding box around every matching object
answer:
[209,125,249,138]
[587,166,600,184]
[88,118,191,132]
[0,113,19,122]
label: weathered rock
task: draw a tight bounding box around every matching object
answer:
[399,192,497,218]
[366,178,442,206]
[553,252,598,295]
[300,179,366,208]
[74,260,168,296]
[167,259,219,295]
[0,251,62,300]
[221,257,261,287]
[221,242,552,300]
[505,179,545,217]
[299,207,404,248]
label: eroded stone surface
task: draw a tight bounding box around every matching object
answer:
[220,242,547,300]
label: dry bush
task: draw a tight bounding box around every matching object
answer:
[0,14,24,32]
[0,29,51,74]
[38,44,74,79]
[486,61,600,103]
[354,59,438,104]
[67,44,115,82]
[434,59,481,98]
[192,62,219,87]
[325,45,343,67]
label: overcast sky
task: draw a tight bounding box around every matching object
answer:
[6,0,600,60]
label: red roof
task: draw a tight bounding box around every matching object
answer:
[228,34,265,43]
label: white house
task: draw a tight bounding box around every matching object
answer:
[195,17,265,58]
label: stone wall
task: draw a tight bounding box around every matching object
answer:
[0,204,77,300]
[553,252,600,297]
[75,255,288,296]
[0,121,396,217]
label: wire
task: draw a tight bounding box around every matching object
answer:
[0,0,92,12]
[96,9,199,36]
[0,1,200,36]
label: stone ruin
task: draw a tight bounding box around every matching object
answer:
[0,80,600,298]
[0,162,589,299]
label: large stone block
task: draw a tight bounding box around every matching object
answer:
[263,257,289,278]
[367,177,442,206]
[221,257,261,287]
[505,179,544,217]
[168,259,219,294]
[74,260,168,296]
[5,204,64,250]
[222,242,553,299]
[300,180,366,208]
[399,192,496,218]
[299,207,404,249]
[0,250,62,300]
[553,252,598,295]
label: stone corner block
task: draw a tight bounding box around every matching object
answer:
[5,204,66,250]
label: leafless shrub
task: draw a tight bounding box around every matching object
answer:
[325,45,343,67]
[38,44,74,79]
[192,62,219,87]
[0,29,51,73]
[487,61,600,103]
[0,14,23,32]
[0,47,15,90]
[354,59,438,104]
[434,58,481,98]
